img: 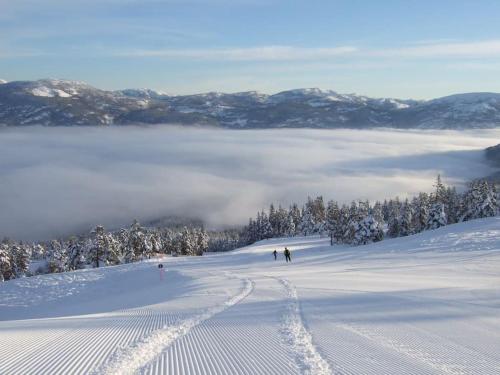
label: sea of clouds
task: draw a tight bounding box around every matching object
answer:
[1,126,499,240]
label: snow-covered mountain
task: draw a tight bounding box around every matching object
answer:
[1,78,500,129]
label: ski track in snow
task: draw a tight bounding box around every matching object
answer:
[142,275,300,375]
[0,309,183,375]
[95,276,254,375]
[277,278,334,375]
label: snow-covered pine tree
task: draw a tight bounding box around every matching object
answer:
[47,239,68,273]
[127,220,146,261]
[283,212,296,237]
[371,201,385,224]
[275,206,289,237]
[399,199,414,237]
[142,231,153,259]
[445,186,461,224]
[357,200,370,218]
[180,227,195,255]
[337,204,351,243]
[427,203,447,230]
[244,218,257,244]
[66,236,85,270]
[299,205,315,236]
[170,232,182,257]
[31,243,45,260]
[105,232,121,264]
[0,243,14,281]
[9,242,22,277]
[149,230,163,254]
[352,215,384,245]
[387,198,402,237]
[432,174,447,205]
[381,199,391,223]
[414,192,430,233]
[13,242,31,277]
[311,196,326,228]
[342,201,360,244]
[259,211,273,239]
[115,228,129,262]
[326,200,340,245]
[461,180,498,221]
[268,204,279,237]
[195,228,209,255]
[90,225,108,268]
[289,204,302,235]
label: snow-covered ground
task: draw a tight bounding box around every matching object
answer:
[1,218,500,374]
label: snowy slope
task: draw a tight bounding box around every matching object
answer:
[1,218,500,374]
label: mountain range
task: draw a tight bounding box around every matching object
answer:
[1,79,500,129]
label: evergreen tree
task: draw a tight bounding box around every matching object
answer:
[195,228,209,255]
[244,218,258,244]
[289,204,302,235]
[311,196,326,224]
[326,200,340,245]
[90,225,107,268]
[0,243,14,281]
[14,242,32,277]
[461,180,498,221]
[127,220,146,261]
[399,199,414,236]
[180,227,195,255]
[67,236,85,270]
[274,206,289,237]
[415,192,430,233]
[427,203,447,230]
[387,198,402,238]
[299,205,316,236]
[372,201,385,225]
[432,174,447,205]
[445,186,461,224]
[283,212,296,236]
[352,215,384,245]
[337,204,351,243]
[268,204,279,236]
[47,239,67,273]
[104,232,121,265]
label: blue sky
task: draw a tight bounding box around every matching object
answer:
[1,0,500,98]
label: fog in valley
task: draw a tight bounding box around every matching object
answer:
[1,126,499,240]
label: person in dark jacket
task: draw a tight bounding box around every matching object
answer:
[272,250,277,260]
[284,248,291,263]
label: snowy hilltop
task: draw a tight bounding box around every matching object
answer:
[2,79,500,128]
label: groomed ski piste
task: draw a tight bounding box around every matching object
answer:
[1,218,500,374]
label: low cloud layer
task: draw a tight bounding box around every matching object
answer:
[1,126,498,240]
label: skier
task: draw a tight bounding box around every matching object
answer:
[284,247,291,263]
[272,250,277,260]
[158,263,165,281]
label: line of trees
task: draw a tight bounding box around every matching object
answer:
[242,176,498,246]
[0,220,242,281]
[1,176,498,282]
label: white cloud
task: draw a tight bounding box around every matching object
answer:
[115,46,358,61]
[109,39,500,62]
[372,40,500,58]
[0,126,498,241]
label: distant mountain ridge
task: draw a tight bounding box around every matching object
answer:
[486,144,500,167]
[1,78,500,129]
